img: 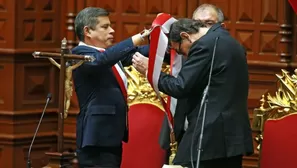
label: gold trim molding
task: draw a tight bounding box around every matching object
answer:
[252,69,297,150]
[125,65,170,110]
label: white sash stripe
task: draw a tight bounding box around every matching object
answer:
[152,30,168,93]
[161,18,177,33]
[114,63,128,89]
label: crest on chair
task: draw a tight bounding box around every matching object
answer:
[252,69,297,150]
[125,65,170,109]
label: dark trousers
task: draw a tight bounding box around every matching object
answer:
[180,155,243,168]
[77,146,122,168]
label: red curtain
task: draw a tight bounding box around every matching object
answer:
[121,103,167,168]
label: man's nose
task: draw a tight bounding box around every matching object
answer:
[110,27,115,33]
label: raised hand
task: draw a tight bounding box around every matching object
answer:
[132,52,149,75]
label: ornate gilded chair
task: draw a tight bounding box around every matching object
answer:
[252,69,297,168]
[121,66,169,168]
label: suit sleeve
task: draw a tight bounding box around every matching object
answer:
[78,38,139,70]
[158,41,210,99]
[121,44,150,66]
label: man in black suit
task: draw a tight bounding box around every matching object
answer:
[159,2,228,160]
[132,18,253,168]
[72,7,151,168]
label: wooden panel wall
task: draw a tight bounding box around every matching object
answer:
[0,0,61,167]
[0,0,295,167]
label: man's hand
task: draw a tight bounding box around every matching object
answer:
[140,27,153,39]
[132,52,148,75]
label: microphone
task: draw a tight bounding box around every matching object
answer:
[27,93,52,168]
[195,37,219,168]
[190,37,220,168]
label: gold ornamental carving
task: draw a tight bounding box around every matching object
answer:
[125,64,170,110]
[252,69,297,150]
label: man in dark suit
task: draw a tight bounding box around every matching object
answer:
[132,18,253,168]
[71,7,151,168]
[159,2,227,158]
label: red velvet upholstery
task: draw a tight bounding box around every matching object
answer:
[121,103,166,168]
[260,113,297,168]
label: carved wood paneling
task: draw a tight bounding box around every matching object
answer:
[14,61,57,110]
[0,0,64,167]
[291,12,297,63]
[0,146,14,168]
[0,0,15,49]
[0,109,58,167]
[16,0,62,50]
[0,56,14,111]
[248,62,284,92]
[0,65,3,106]
[199,0,293,63]
[278,0,293,63]
[22,145,54,167]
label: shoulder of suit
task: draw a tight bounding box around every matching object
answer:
[72,45,97,54]
[197,26,229,44]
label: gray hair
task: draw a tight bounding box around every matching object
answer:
[192,4,224,23]
[74,7,109,41]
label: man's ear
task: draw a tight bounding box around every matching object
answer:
[83,26,91,38]
[179,32,189,39]
[221,22,226,29]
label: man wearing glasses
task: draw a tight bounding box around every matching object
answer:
[159,3,228,161]
[132,4,254,168]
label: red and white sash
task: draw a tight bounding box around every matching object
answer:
[111,63,128,101]
[166,49,182,120]
[78,42,128,101]
[147,13,182,131]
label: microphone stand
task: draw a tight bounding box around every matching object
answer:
[27,93,52,168]
[196,37,219,168]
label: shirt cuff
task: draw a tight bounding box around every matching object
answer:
[145,70,148,78]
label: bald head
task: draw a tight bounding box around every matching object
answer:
[192,4,224,27]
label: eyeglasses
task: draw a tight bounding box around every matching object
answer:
[168,39,184,55]
[200,20,217,27]
[176,41,183,55]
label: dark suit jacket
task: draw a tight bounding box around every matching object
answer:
[72,38,148,148]
[158,23,254,164]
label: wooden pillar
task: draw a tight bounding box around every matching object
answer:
[279,0,293,63]
[66,0,77,48]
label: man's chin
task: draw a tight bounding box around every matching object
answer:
[106,42,113,47]
[107,40,114,45]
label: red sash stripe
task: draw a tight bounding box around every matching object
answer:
[112,65,128,101]
[97,49,128,102]
[147,13,179,131]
